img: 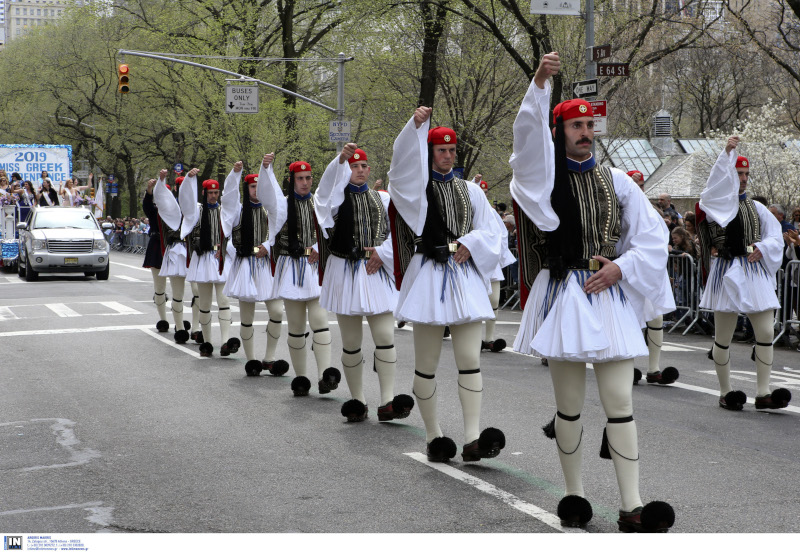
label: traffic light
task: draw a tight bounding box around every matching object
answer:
[118,64,130,94]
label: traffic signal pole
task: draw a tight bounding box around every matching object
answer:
[585,0,596,157]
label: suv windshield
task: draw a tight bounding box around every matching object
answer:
[33,209,100,230]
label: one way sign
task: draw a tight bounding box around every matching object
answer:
[225,84,259,114]
[572,78,598,99]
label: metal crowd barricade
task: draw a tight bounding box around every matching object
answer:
[500,247,520,310]
[774,260,799,346]
[666,253,698,333]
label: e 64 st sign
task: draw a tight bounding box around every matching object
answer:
[225,84,259,114]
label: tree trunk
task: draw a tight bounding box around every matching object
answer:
[418,1,448,108]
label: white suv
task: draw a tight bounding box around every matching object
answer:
[17,207,112,281]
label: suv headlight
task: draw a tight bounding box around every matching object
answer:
[94,239,109,251]
[32,239,46,251]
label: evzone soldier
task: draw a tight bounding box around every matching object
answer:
[178,168,240,358]
[142,175,173,335]
[697,137,791,410]
[219,162,286,377]
[510,53,674,532]
[626,170,679,386]
[144,170,191,343]
[387,108,506,463]
[256,154,341,396]
[314,143,414,422]
[154,174,202,344]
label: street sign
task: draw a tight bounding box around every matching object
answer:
[530,0,581,15]
[225,84,259,114]
[173,163,184,174]
[75,170,90,180]
[592,45,612,62]
[590,100,607,136]
[572,78,598,99]
[597,63,630,77]
[329,120,351,143]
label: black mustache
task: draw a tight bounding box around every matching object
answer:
[576,139,592,145]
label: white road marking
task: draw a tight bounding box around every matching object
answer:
[114,274,143,282]
[0,306,19,321]
[0,324,153,337]
[0,502,103,517]
[110,261,152,273]
[46,303,81,317]
[404,452,582,533]
[140,328,203,359]
[99,301,143,315]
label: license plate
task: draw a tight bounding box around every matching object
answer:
[64,257,78,265]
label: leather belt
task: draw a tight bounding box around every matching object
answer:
[544,257,617,271]
[416,242,459,255]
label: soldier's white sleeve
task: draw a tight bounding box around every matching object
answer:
[457,182,502,279]
[492,209,516,268]
[699,147,739,226]
[256,164,287,248]
[753,201,784,278]
[314,155,353,239]
[375,190,394,273]
[179,175,200,239]
[613,169,670,310]
[220,169,242,237]
[387,116,430,235]
[509,79,559,231]
[154,177,181,231]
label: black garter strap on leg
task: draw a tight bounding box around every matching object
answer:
[553,410,583,455]
[752,341,773,365]
[713,341,731,366]
[241,322,253,328]
[714,341,729,349]
[269,318,282,324]
[199,309,211,314]
[557,411,581,422]
[414,370,435,379]
[601,416,639,461]
[288,331,308,351]
[191,295,198,307]
[457,368,483,392]
[413,371,436,401]
[343,347,361,355]
[375,344,394,349]
[313,327,330,333]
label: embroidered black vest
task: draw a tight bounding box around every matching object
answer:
[274,196,316,256]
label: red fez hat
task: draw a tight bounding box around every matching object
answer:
[348,149,367,164]
[626,170,643,180]
[736,156,749,169]
[288,161,312,173]
[202,179,220,190]
[479,180,488,191]
[244,174,259,184]
[174,176,185,186]
[428,126,457,145]
[553,99,593,125]
[164,184,172,191]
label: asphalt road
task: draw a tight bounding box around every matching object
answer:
[1,251,799,536]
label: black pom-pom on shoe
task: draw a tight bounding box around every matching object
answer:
[633,368,642,385]
[426,436,457,463]
[660,366,679,384]
[600,428,612,459]
[244,360,263,377]
[391,394,414,419]
[156,320,170,333]
[491,338,507,352]
[199,342,214,357]
[183,320,191,331]
[192,331,204,344]
[318,367,341,394]
[291,376,311,397]
[174,329,190,344]
[640,501,675,533]
[226,337,241,354]
[266,359,290,376]
[755,388,792,410]
[478,427,505,454]
[557,495,593,528]
[542,415,556,439]
[341,399,368,422]
[719,390,747,411]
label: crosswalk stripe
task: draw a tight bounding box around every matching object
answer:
[0,306,19,321]
[98,301,143,315]
[46,303,81,318]
[114,275,143,282]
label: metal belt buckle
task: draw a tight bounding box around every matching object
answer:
[588,258,600,271]
[253,246,261,254]
[746,246,754,254]
[448,243,459,254]
[363,250,371,259]
[304,247,313,256]
[213,245,219,251]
